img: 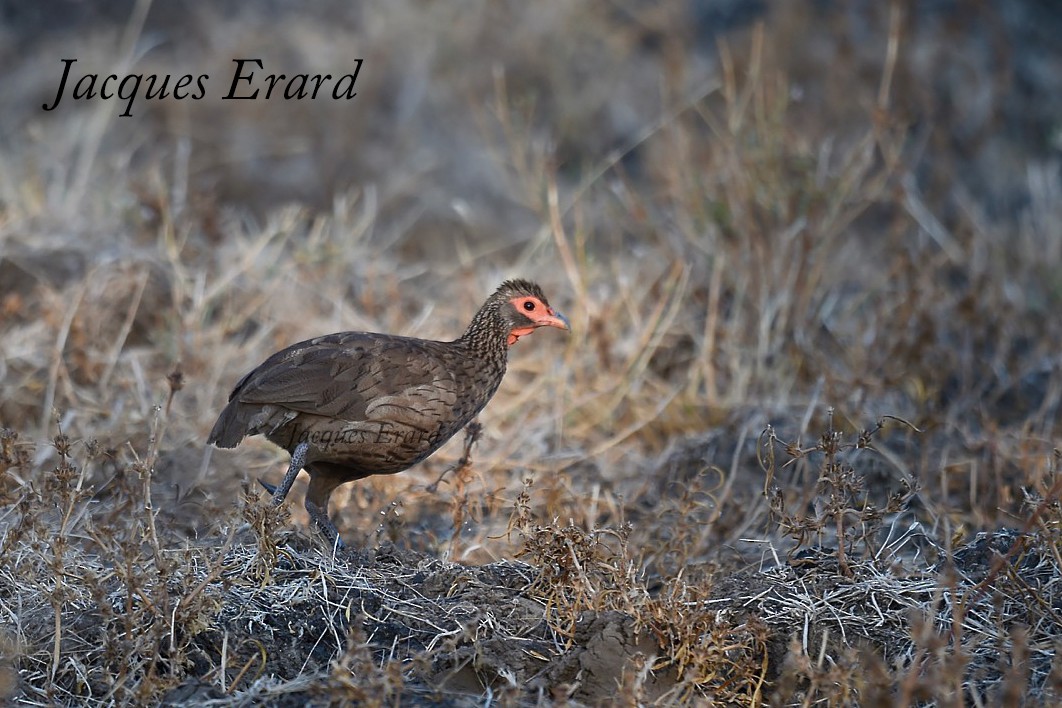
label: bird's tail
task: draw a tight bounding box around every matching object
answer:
[207,401,248,448]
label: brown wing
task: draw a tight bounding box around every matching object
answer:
[230,332,458,422]
[209,333,463,447]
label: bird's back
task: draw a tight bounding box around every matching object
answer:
[207,330,507,473]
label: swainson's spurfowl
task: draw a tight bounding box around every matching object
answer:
[208,279,569,546]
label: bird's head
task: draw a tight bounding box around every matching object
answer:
[464,279,569,349]
[495,279,570,346]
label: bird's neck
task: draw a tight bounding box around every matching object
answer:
[457,304,510,362]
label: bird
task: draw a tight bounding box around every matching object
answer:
[208,279,570,547]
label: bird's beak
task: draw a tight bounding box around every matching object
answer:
[509,307,570,347]
[542,308,571,332]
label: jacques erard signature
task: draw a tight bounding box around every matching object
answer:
[41,58,365,117]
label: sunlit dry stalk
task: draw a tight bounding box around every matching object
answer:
[545,172,587,312]
[98,267,150,392]
[62,0,152,215]
[877,0,904,112]
[605,261,689,413]
[40,278,89,439]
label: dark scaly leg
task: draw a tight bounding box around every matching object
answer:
[259,441,308,505]
[305,499,344,551]
[305,464,348,550]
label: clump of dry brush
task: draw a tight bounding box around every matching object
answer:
[760,408,920,576]
[0,419,230,705]
[751,414,1062,705]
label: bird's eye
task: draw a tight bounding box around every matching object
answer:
[523,300,536,311]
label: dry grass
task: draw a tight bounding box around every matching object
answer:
[2,1,1062,705]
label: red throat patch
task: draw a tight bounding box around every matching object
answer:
[507,326,536,346]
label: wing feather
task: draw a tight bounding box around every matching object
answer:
[229,332,458,422]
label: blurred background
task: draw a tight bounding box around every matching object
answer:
[3,0,1059,215]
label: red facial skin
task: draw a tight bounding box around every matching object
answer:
[506,295,570,346]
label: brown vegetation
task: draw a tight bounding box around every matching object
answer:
[2,2,1061,705]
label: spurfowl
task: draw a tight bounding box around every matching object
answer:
[208,279,569,546]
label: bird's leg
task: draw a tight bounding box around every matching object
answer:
[456,421,483,470]
[426,420,482,493]
[259,442,308,506]
[305,467,347,551]
[305,498,346,551]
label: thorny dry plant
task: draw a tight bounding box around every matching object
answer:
[0,426,231,705]
[510,479,772,705]
[760,408,920,575]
